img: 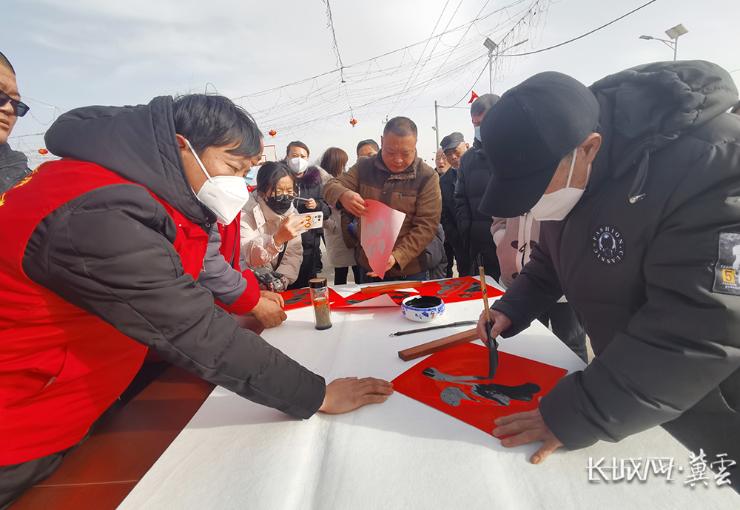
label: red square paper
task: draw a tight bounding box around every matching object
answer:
[393,343,567,435]
[416,276,503,304]
[334,276,503,309]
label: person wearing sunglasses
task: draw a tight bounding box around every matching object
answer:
[0,51,31,194]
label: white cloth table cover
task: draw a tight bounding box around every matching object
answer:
[119,282,738,509]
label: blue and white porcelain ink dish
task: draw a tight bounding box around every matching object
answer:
[401,295,445,323]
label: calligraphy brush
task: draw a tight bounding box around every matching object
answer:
[478,255,499,379]
[389,320,477,337]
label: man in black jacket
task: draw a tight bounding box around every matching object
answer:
[454,94,501,279]
[0,50,31,194]
[0,94,392,505]
[476,62,740,486]
[439,132,469,277]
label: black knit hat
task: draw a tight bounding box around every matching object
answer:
[479,71,599,218]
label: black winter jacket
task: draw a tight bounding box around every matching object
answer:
[454,140,498,264]
[492,61,740,464]
[31,97,325,419]
[0,142,30,194]
[294,166,331,280]
[439,168,461,246]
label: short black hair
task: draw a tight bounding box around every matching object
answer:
[356,139,379,155]
[0,51,15,75]
[172,94,262,157]
[256,161,295,195]
[383,117,417,138]
[286,140,310,157]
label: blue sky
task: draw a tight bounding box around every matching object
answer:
[5,0,739,168]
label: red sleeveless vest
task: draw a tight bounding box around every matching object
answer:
[0,159,210,465]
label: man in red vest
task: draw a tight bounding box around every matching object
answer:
[0,93,393,506]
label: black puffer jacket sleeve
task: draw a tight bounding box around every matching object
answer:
[23,184,326,419]
[540,143,740,450]
[491,227,563,335]
[454,160,472,240]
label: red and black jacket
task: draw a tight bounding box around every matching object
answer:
[0,97,325,466]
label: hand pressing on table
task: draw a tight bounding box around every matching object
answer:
[260,290,284,308]
[319,377,394,414]
[250,295,287,328]
[492,407,563,464]
[339,190,367,217]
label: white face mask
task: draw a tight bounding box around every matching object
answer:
[474,125,482,141]
[530,148,589,221]
[287,156,309,175]
[186,139,249,225]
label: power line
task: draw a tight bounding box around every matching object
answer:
[438,0,545,108]
[441,59,489,108]
[231,0,527,100]
[389,0,452,113]
[395,0,465,112]
[250,0,537,124]
[322,0,346,80]
[274,53,489,133]
[499,0,659,57]
[321,0,355,121]
[440,0,658,108]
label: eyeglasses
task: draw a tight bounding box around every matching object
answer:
[0,91,29,117]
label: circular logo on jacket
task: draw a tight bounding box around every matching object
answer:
[592,225,625,264]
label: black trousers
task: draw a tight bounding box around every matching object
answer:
[289,241,321,289]
[334,266,361,285]
[538,302,587,362]
[469,245,500,281]
[444,241,455,278]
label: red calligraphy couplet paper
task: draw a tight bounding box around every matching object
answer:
[280,287,346,311]
[393,343,567,435]
[415,276,502,304]
[334,276,502,309]
[360,199,406,279]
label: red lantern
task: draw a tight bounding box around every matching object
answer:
[468,91,479,104]
[349,117,358,127]
[268,129,277,137]
[38,148,49,155]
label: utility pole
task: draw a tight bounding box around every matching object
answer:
[434,100,440,148]
[488,49,494,94]
[673,37,678,61]
[484,37,498,94]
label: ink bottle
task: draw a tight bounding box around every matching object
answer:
[309,277,332,330]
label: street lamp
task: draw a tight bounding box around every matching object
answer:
[483,37,528,93]
[639,23,688,61]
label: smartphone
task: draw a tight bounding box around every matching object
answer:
[295,211,324,232]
